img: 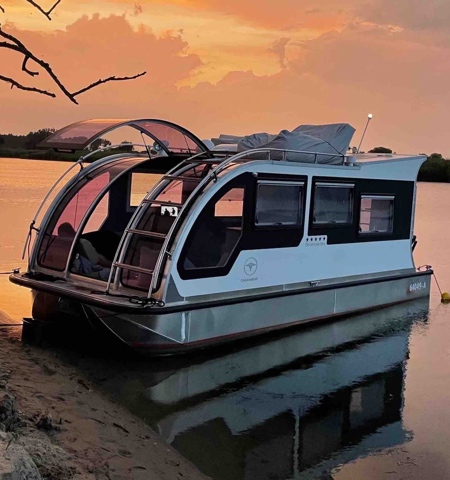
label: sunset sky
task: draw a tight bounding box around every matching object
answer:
[1,0,450,155]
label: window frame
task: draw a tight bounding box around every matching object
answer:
[254,180,305,229]
[177,176,247,279]
[358,194,395,236]
[312,181,355,226]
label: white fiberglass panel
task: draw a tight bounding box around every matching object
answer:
[171,239,414,298]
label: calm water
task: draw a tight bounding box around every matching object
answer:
[1,157,450,479]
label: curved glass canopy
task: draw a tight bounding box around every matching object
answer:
[38,118,210,155]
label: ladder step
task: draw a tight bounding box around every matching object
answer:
[141,199,184,208]
[163,174,203,182]
[126,229,166,239]
[187,159,222,164]
[114,263,154,275]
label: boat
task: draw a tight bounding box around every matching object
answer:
[9,118,432,354]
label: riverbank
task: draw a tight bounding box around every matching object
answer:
[0,310,208,480]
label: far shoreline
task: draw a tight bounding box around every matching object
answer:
[1,149,449,183]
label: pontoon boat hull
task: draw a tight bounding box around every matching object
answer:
[14,269,430,355]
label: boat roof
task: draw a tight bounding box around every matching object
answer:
[38,118,209,155]
[352,153,426,163]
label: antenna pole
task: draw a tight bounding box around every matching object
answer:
[357,113,373,153]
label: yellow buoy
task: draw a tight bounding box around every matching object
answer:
[441,292,450,304]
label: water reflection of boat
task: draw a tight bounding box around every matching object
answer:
[143,299,426,406]
[127,299,426,480]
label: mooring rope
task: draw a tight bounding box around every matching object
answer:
[417,265,449,303]
[0,268,20,275]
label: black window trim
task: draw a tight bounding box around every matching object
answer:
[358,193,395,236]
[255,179,305,229]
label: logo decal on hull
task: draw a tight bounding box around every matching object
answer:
[244,257,258,276]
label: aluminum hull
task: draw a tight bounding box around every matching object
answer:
[89,271,430,354]
[11,269,430,355]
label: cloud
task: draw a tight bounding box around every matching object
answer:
[271,37,290,69]
[107,0,353,31]
[288,22,450,98]
[361,0,450,32]
[2,12,450,156]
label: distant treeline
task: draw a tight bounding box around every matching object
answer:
[368,147,450,182]
[0,128,55,150]
[416,153,450,182]
[1,132,449,182]
[0,128,134,162]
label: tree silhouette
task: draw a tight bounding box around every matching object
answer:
[368,147,393,154]
[0,1,146,103]
[90,138,112,151]
[119,141,134,152]
[24,128,56,149]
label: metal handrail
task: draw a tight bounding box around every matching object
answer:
[213,147,346,168]
[78,143,152,162]
[22,158,83,261]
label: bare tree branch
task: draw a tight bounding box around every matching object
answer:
[0,74,55,97]
[72,71,147,98]
[25,0,61,20]
[0,25,76,101]
[22,56,39,76]
[0,1,147,102]
[46,0,61,17]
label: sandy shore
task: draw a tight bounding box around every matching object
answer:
[0,309,209,480]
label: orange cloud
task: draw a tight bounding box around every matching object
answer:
[106,0,352,31]
[362,0,450,31]
[1,12,450,158]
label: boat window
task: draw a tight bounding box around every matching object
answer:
[313,183,354,225]
[84,192,109,233]
[183,184,245,270]
[255,181,304,227]
[38,173,110,271]
[129,172,162,207]
[136,203,177,235]
[359,195,394,235]
[215,188,244,217]
[38,118,208,154]
[151,163,211,205]
[70,188,122,280]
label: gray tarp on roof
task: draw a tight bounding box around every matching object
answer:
[236,123,355,164]
[211,134,244,145]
